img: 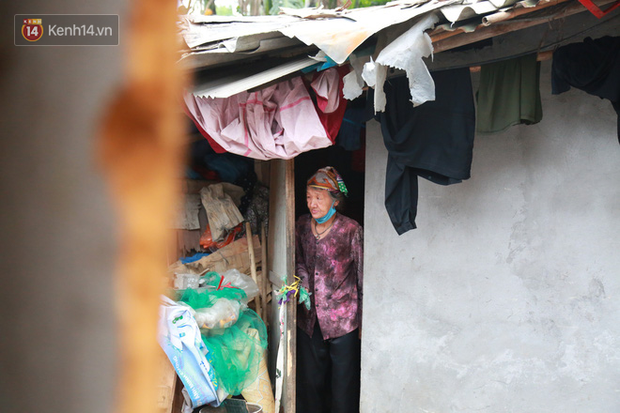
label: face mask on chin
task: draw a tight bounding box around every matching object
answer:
[315,200,336,224]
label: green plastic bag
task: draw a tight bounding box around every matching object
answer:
[177,274,268,395]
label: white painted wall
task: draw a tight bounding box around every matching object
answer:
[361,61,620,413]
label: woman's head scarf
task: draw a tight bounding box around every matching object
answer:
[307,166,348,197]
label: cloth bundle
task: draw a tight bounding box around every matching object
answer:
[184,68,347,160]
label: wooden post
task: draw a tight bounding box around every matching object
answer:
[246,221,262,318]
[267,159,296,413]
[284,159,296,413]
[261,222,269,323]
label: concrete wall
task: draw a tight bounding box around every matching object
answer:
[361,61,620,413]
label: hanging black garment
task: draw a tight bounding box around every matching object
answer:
[551,36,620,142]
[379,68,475,235]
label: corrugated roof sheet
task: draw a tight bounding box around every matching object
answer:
[178,0,616,103]
[177,0,558,70]
[178,0,459,68]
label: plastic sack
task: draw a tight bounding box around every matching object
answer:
[157,296,224,408]
[241,330,275,413]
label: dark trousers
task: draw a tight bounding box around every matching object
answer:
[296,322,361,413]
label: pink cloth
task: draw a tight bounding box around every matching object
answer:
[182,103,226,154]
[310,66,348,143]
[311,68,341,113]
[184,76,333,160]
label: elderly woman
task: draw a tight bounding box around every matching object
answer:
[295,166,363,413]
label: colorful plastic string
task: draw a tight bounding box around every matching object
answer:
[215,275,234,291]
[276,275,311,310]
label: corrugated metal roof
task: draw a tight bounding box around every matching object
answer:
[178,0,459,69]
[192,55,319,98]
[178,0,616,103]
[177,0,559,70]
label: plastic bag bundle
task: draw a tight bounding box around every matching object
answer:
[201,309,268,395]
[180,270,246,298]
[175,270,260,329]
[177,277,268,396]
[177,283,245,329]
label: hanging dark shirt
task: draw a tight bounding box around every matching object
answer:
[551,36,620,142]
[379,68,476,235]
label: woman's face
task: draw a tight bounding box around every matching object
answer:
[306,187,337,220]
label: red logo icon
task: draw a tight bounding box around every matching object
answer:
[22,18,43,42]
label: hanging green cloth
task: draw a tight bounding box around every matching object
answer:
[476,53,543,133]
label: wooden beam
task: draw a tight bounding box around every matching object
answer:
[429,0,573,43]
[469,50,553,71]
[432,0,618,54]
[427,8,619,71]
[482,0,571,25]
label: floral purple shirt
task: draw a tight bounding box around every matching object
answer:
[295,213,363,340]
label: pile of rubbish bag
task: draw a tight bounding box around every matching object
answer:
[158,269,269,410]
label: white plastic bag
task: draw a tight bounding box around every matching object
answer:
[199,184,244,241]
[193,298,242,329]
[157,296,226,408]
[220,269,259,303]
[188,270,260,330]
